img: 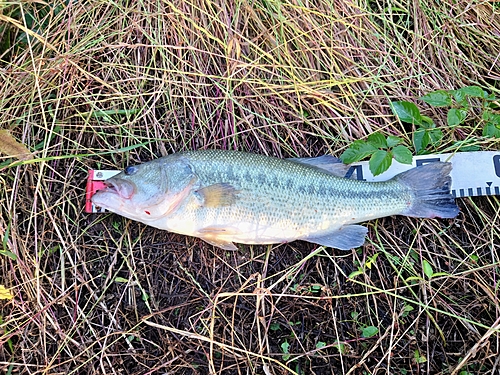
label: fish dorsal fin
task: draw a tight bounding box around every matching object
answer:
[287,155,349,177]
[195,183,239,207]
[303,225,368,250]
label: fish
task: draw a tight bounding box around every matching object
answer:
[91,149,459,250]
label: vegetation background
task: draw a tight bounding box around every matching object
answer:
[0,0,499,374]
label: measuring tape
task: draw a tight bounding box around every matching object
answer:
[85,151,500,213]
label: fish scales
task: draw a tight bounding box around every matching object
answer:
[91,149,459,250]
[176,150,410,233]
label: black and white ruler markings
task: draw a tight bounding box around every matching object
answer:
[345,151,500,198]
[86,151,500,213]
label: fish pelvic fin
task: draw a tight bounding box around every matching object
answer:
[304,225,368,250]
[396,162,459,219]
[202,238,238,251]
[198,226,239,250]
[195,183,239,207]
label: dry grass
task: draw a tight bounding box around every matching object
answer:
[1,0,499,374]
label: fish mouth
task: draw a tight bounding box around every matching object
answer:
[96,178,135,199]
[103,180,120,195]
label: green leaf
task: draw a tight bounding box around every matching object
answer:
[483,110,500,125]
[486,101,500,109]
[365,253,379,269]
[413,129,429,154]
[402,304,414,317]
[0,250,17,260]
[369,150,392,176]
[406,276,423,282]
[348,268,364,279]
[483,122,500,138]
[423,259,433,278]
[333,341,347,354]
[456,85,486,98]
[447,108,467,127]
[420,90,452,107]
[390,101,423,125]
[114,277,129,283]
[421,115,435,126]
[414,349,427,363]
[367,132,387,148]
[451,90,468,107]
[386,135,402,148]
[362,326,379,338]
[340,140,377,163]
[392,145,413,164]
[452,140,481,152]
[126,334,136,343]
[316,341,327,349]
[270,323,281,331]
[428,128,443,145]
[482,112,500,138]
[458,145,481,151]
[281,340,290,360]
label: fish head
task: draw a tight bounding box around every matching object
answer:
[91,157,194,221]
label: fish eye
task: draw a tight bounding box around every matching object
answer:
[124,165,138,175]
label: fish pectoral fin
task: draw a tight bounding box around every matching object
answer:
[287,155,349,177]
[304,225,368,250]
[195,183,239,207]
[198,226,239,250]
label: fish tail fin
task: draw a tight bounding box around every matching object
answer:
[396,162,459,219]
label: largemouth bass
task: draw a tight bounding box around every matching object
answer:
[91,150,459,250]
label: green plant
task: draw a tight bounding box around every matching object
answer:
[0,2,65,62]
[390,101,444,154]
[391,86,500,155]
[347,252,379,278]
[315,341,326,350]
[340,132,412,176]
[361,325,379,338]
[347,311,379,338]
[281,339,291,361]
[413,349,427,364]
[401,304,414,318]
[270,322,281,331]
[332,340,347,354]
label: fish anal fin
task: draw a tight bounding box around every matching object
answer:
[288,155,349,177]
[195,183,239,207]
[304,225,368,250]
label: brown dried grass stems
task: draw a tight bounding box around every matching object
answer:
[1,0,499,374]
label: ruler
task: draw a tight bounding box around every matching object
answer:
[345,151,500,198]
[85,151,500,213]
[85,169,121,213]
